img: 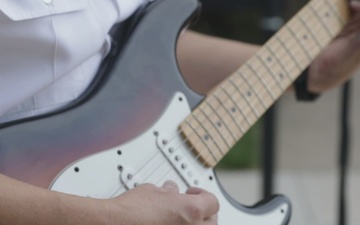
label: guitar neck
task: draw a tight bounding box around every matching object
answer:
[180,0,349,167]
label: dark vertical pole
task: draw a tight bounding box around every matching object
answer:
[260,0,284,198]
[338,81,352,225]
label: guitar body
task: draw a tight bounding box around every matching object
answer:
[0,0,291,224]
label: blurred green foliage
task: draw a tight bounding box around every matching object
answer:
[216,122,261,169]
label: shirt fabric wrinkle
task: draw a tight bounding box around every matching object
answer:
[0,0,148,124]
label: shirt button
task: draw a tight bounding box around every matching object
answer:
[43,0,53,4]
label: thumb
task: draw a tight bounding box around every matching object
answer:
[162,180,179,193]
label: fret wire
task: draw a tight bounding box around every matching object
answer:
[219,86,246,134]
[190,33,320,159]
[188,0,344,143]
[324,0,345,24]
[285,24,312,61]
[227,78,253,126]
[205,100,238,141]
[246,63,276,100]
[185,120,218,162]
[210,2,344,138]
[255,53,285,90]
[298,15,324,49]
[212,93,241,141]
[178,0,349,167]
[198,107,232,149]
[265,45,293,82]
[275,35,303,72]
[191,111,225,156]
[308,2,334,37]
[236,71,263,117]
[229,78,265,128]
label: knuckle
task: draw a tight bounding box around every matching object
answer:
[186,202,203,221]
[179,200,204,223]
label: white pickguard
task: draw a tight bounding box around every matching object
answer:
[50,92,290,225]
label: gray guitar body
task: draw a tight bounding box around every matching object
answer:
[0,0,291,224]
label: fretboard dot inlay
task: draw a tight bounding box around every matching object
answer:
[204,134,209,141]
[179,0,349,168]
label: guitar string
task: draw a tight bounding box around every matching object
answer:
[106,0,343,197]
[170,0,342,163]
[107,0,340,197]
[107,20,338,198]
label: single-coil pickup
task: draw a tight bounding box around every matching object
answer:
[157,133,200,187]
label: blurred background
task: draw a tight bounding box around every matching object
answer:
[190,0,360,224]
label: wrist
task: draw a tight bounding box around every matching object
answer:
[54,192,109,225]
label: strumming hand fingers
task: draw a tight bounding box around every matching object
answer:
[186,187,220,218]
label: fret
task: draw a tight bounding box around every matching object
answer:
[264,45,293,83]
[255,53,285,91]
[285,24,312,61]
[308,2,334,37]
[266,38,296,79]
[280,25,310,70]
[191,112,225,157]
[297,15,324,50]
[204,100,237,141]
[275,35,303,72]
[287,16,321,58]
[316,0,344,34]
[224,78,255,129]
[300,10,332,51]
[212,92,242,140]
[207,93,237,140]
[324,0,345,24]
[246,63,276,101]
[220,86,246,134]
[184,119,218,162]
[198,107,231,149]
[227,78,253,126]
[241,68,273,107]
[237,71,265,115]
[239,66,270,100]
[247,57,283,100]
[180,0,350,168]
[330,0,350,31]
[229,79,258,127]
[193,107,233,152]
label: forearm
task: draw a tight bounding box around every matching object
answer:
[177,31,296,94]
[178,26,360,97]
[177,30,259,94]
[0,174,107,225]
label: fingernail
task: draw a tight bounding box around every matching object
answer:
[162,180,179,192]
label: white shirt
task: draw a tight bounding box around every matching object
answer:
[0,0,146,123]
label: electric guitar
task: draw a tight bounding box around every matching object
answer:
[0,0,349,224]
